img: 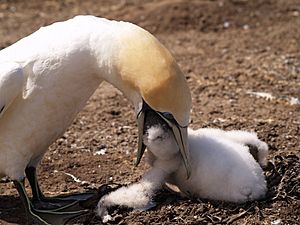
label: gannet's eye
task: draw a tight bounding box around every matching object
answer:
[162,112,173,120]
[0,105,5,114]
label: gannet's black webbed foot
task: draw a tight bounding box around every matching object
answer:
[25,167,96,211]
[13,179,89,225]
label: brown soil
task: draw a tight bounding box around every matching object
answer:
[0,0,299,224]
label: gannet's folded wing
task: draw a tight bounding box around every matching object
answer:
[0,62,24,118]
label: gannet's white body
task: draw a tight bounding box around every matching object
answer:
[97,128,268,222]
[0,15,191,181]
[0,16,111,180]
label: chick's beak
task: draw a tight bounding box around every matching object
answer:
[135,102,191,179]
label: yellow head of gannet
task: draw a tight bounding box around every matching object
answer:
[116,25,192,177]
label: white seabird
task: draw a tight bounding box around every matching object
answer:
[0,15,192,224]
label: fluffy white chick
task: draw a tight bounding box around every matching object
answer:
[97,126,268,222]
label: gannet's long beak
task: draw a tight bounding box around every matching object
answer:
[156,113,191,179]
[136,107,147,167]
[135,102,191,179]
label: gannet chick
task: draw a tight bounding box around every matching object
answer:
[97,126,268,222]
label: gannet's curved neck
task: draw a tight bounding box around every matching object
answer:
[88,25,144,114]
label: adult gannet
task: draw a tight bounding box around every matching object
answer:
[0,15,191,224]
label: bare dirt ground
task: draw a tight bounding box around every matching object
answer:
[0,0,299,224]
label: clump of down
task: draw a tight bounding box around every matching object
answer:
[97,127,268,222]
